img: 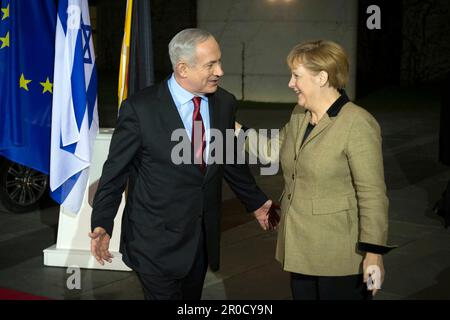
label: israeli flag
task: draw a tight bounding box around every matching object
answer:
[50,0,98,214]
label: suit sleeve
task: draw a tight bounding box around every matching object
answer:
[224,103,269,213]
[346,112,389,248]
[224,161,269,212]
[91,100,141,237]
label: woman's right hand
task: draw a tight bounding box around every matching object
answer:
[363,252,385,296]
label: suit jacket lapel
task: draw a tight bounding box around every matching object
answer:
[157,81,219,179]
[204,93,220,179]
[156,81,186,135]
[156,81,205,177]
[207,93,220,131]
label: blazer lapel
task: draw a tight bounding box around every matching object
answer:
[294,111,312,156]
[299,114,332,152]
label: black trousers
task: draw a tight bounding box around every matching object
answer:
[290,272,372,300]
[137,228,208,300]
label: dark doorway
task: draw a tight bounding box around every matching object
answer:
[356,0,403,99]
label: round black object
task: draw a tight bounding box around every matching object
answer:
[0,159,49,213]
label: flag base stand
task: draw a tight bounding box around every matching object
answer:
[43,129,131,272]
[43,245,130,271]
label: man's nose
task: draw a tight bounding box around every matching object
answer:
[215,64,224,77]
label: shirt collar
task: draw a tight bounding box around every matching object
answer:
[168,74,207,108]
[326,89,349,117]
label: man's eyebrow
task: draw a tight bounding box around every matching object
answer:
[203,59,220,66]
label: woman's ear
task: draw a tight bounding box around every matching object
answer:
[318,70,329,87]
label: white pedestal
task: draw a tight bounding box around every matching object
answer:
[43,129,131,271]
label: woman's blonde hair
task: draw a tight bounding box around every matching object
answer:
[287,40,349,89]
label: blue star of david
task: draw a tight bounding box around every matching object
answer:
[80,17,93,65]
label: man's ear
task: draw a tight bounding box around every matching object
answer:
[318,70,329,87]
[176,62,189,78]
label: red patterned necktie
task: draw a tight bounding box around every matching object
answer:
[192,96,206,174]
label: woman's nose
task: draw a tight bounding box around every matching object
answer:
[288,76,295,89]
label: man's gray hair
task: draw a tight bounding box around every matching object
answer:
[168,28,213,70]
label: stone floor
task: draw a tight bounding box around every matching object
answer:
[0,86,449,300]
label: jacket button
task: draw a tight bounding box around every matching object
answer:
[292,174,295,180]
[288,194,291,200]
[294,156,297,161]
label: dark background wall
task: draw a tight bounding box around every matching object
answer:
[92,0,197,127]
[357,0,450,98]
[94,0,197,79]
[357,0,403,99]
[150,0,197,82]
[400,0,450,86]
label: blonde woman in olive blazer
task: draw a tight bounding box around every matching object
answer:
[237,40,392,300]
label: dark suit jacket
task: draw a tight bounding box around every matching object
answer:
[91,80,268,278]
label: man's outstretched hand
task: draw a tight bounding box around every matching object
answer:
[88,227,113,265]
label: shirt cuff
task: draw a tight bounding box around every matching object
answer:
[91,220,114,238]
[358,242,396,254]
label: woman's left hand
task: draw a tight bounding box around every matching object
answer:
[363,252,385,296]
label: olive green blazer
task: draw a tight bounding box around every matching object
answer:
[246,102,389,276]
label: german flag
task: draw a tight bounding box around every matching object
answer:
[118,0,154,108]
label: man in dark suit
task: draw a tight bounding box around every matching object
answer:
[89,28,272,300]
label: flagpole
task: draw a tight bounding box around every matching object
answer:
[118,0,133,108]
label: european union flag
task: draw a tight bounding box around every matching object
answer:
[0,0,57,174]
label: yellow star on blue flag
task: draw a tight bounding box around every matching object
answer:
[19,73,32,91]
[0,31,9,49]
[1,4,9,20]
[40,77,53,94]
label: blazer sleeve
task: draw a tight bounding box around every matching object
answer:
[238,122,288,165]
[91,100,141,237]
[223,103,269,212]
[346,111,389,247]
